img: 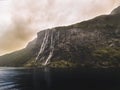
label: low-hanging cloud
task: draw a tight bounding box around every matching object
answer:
[0,0,120,55]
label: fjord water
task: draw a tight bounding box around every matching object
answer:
[0,67,120,90]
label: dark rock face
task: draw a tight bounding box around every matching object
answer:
[35,27,105,63]
[111,6,120,15]
[0,6,120,67]
[34,6,120,66]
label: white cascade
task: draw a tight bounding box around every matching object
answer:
[35,30,49,61]
[36,29,60,66]
[43,30,55,65]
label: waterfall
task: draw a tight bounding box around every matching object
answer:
[43,30,55,65]
[35,29,60,66]
[35,30,49,61]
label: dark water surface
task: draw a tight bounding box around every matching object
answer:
[0,67,120,90]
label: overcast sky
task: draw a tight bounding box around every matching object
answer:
[0,0,120,55]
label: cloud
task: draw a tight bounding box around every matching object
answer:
[0,0,120,55]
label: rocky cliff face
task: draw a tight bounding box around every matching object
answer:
[34,26,112,65]
[0,6,120,68]
[111,6,120,15]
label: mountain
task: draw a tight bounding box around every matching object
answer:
[111,6,120,15]
[0,6,120,68]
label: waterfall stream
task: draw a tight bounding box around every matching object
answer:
[35,30,49,61]
[43,30,54,65]
[35,29,59,66]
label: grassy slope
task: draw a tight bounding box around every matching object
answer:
[0,48,33,67]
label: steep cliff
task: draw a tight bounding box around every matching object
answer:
[0,6,120,68]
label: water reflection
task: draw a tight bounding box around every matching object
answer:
[0,68,24,90]
[33,67,51,90]
[0,67,120,90]
[44,68,51,88]
[0,67,52,90]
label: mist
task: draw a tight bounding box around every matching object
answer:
[0,0,120,55]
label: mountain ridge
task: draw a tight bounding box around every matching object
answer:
[0,6,120,68]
